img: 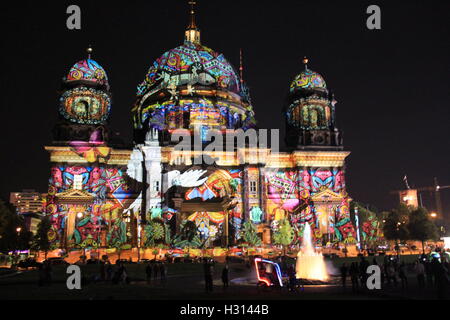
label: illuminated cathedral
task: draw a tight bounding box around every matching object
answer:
[44,4,356,252]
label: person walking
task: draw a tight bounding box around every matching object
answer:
[398,262,408,290]
[205,262,214,292]
[221,264,229,289]
[287,264,301,292]
[100,261,106,281]
[119,262,128,284]
[153,262,159,283]
[44,260,53,286]
[38,263,45,287]
[359,257,369,289]
[349,262,359,293]
[387,262,397,287]
[106,262,113,281]
[340,263,348,289]
[432,258,448,299]
[160,262,166,284]
[145,262,152,284]
[425,260,434,288]
[414,260,425,289]
[203,258,209,292]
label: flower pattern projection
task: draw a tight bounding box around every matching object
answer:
[46,165,135,248]
[290,69,327,92]
[137,41,240,96]
[182,169,243,241]
[66,59,108,85]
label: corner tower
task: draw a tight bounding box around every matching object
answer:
[285,57,343,150]
[53,48,112,144]
[44,49,138,252]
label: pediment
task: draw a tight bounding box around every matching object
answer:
[311,188,345,203]
[55,189,95,202]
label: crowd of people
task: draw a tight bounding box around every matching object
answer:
[202,258,230,292]
[145,261,167,285]
[339,254,450,299]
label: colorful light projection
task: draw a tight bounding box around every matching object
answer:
[65,59,108,85]
[361,213,380,242]
[182,169,243,241]
[264,170,301,220]
[46,165,135,248]
[265,168,353,244]
[59,87,111,125]
[250,207,263,224]
[135,98,253,131]
[290,69,327,92]
[299,168,346,194]
[137,41,240,96]
[287,103,331,129]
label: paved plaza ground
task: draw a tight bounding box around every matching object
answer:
[0,256,448,300]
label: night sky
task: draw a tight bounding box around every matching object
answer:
[1,0,449,213]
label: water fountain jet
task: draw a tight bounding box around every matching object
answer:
[295,223,328,281]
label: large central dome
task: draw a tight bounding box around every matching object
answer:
[131,4,256,143]
[137,41,241,97]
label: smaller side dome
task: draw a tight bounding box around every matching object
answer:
[290,69,327,92]
[65,59,108,86]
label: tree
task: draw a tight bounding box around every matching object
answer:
[241,220,261,247]
[0,200,31,254]
[31,216,51,259]
[407,207,438,254]
[383,204,410,256]
[272,219,295,255]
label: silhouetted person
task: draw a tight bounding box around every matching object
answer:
[204,261,214,292]
[106,262,113,281]
[37,263,45,286]
[203,259,209,292]
[387,262,397,287]
[350,262,359,293]
[359,257,369,289]
[160,262,166,284]
[145,263,152,284]
[100,261,106,281]
[414,261,425,289]
[44,261,52,286]
[287,265,298,292]
[432,258,448,299]
[153,262,159,282]
[340,263,348,289]
[425,260,434,288]
[221,264,229,289]
[398,262,408,290]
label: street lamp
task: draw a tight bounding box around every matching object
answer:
[430,212,438,219]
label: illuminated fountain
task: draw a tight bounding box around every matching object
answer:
[296,223,329,281]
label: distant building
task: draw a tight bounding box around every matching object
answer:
[10,190,45,214]
[10,190,45,234]
[398,189,419,208]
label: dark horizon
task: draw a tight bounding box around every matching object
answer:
[1,0,449,213]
